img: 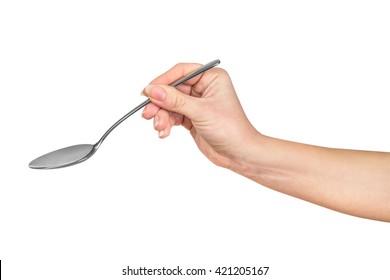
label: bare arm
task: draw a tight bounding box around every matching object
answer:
[230,134,390,221]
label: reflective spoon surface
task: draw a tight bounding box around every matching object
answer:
[29,59,220,169]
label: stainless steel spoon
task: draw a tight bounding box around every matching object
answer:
[29,59,221,169]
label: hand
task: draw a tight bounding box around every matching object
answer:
[141,62,259,168]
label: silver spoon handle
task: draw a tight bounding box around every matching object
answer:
[95,59,221,147]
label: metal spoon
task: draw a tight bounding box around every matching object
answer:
[29,59,221,169]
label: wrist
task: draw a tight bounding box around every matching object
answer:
[228,132,270,177]
[228,133,298,189]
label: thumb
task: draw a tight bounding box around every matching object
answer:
[143,84,202,120]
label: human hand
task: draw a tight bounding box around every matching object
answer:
[141,62,259,168]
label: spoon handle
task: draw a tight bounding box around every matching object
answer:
[95,59,221,147]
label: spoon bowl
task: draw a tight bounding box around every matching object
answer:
[29,144,96,169]
[29,59,220,169]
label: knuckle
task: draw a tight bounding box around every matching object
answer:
[175,62,185,67]
[212,67,230,79]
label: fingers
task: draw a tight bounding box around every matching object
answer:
[141,62,206,138]
[141,62,226,139]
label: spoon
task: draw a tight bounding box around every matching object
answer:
[29,59,221,169]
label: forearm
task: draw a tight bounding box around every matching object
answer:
[231,133,390,222]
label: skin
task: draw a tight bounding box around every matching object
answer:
[141,63,390,222]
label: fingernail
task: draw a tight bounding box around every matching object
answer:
[154,115,159,128]
[144,84,153,96]
[141,107,146,118]
[158,130,164,138]
[148,86,166,101]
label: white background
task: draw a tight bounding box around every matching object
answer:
[1,1,389,279]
